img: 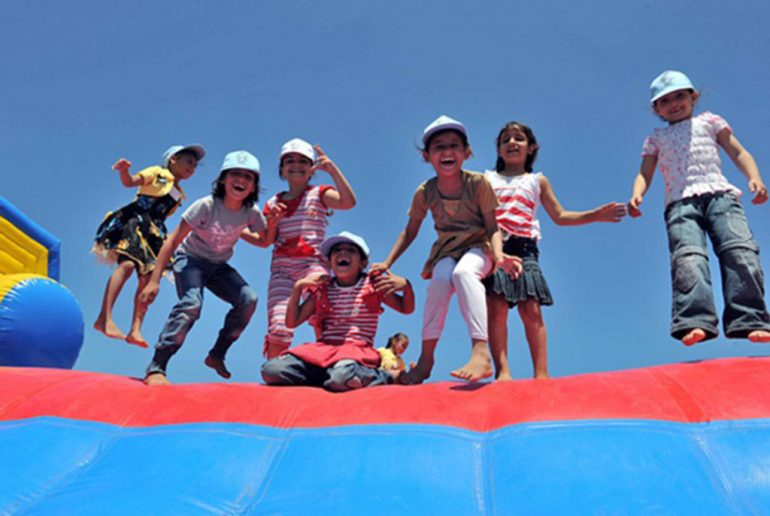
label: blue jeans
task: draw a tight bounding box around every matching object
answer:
[665,192,770,340]
[261,354,393,392]
[147,253,257,375]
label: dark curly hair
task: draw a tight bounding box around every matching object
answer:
[211,169,261,207]
[386,332,409,349]
[495,121,539,173]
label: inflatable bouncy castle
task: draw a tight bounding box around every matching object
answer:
[0,196,83,368]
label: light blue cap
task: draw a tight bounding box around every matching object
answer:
[320,231,370,259]
[221,150,260,175]
[650,70,695,103]
[422,115,467,145]
[280,138,315,161]
[162,144,205,168]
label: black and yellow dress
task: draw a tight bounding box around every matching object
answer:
[92,166,185,275]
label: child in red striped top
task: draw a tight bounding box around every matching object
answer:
[486,121,626,380]
[261,231,415,391]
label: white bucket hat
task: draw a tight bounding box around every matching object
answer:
[279,138,315,162]
[422,115,467,146]
[320,231,370,260]
[220,150,260,175]
[162,144,206,168]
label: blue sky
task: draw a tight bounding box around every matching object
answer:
[3,0,770,384]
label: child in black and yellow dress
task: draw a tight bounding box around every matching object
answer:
[92,144,204,348]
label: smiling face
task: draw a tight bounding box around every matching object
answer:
[222,168,257,203]
[423,130,471,178]
[167,152,199,181]
[497,125,536,173]
[279,152,314,187]
[329,242,366,284]
[390,335,409,356]
[653,89,699,124]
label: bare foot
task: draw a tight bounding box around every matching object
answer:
[125,331,149,349]
[93,317,127,340]
[144,373,171,386]
[681,329,707,346]
[399,362,433,385]
[749,330,770,343]
[496,371,514,382]
[534,372,550,380]
[204,355,232,379]
[450,353,493,382]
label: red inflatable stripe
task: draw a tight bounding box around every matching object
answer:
[2,357,770,432]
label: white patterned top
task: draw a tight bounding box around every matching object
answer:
[642,111,741,207]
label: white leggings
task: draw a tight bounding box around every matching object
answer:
[422,248,493,341]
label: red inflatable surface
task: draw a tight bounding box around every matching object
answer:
[3,356,770,431]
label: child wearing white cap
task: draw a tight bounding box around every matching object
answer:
[140,150,273,385]
[629,70,770,345]
[373,116,521,384]
[243,138,357,360]
[93,144,204,348]
[261,231,415,391]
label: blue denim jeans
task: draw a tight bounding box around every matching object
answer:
[261,354,393,392]
[147,253,258,375]
[665,192,770,340]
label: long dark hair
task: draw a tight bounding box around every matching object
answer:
[495,121,539,172]
[211,169,261,207]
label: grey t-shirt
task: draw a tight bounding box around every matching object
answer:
[179,196,266,262]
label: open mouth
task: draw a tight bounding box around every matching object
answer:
[233,184,246,193]
[335,258,351,267]
[440,158,456,166]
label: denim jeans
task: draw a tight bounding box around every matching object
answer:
[665,192,770,340]
[147,253,258,375]
[261,354,392,392]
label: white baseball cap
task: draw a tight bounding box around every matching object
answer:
[162,144,205,168]
[422,115,467,146]
[320,231,370,259]
[279,138,315,162]
[220,150,260,175]
[650,70,695,104]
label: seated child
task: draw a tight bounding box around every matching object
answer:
[261,231,415,391]
[377,332,410,373]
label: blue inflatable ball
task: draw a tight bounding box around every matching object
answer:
[0,274,84,368]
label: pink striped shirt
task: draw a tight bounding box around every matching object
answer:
[314,275,383,346]
[264,185,334,257]
[485,170,542,240]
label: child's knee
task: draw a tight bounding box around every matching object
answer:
[177,290,204,320]
[325,360,361,392]
[518,300,543,323]
[261,357,289,384]
[239,286,258,310]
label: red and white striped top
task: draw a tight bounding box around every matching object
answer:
[485,170,542,241]
[264,185,334,257]
[315,274,383,346]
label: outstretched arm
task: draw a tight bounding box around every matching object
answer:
[285,273,329,328]
[717,129,768,205]
[482,210,523,278]
[139,220,191,306]
[540,175,627,225]
[374,271,415,314]
[113,158,144,188]
[628,155,657,217]
[314,145,357,210]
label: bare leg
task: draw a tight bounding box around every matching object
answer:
[518,300,549,379]
[450,339,494,382]
[93,260,135,340]
[144,372,171,386]
[487,294,513,381]
[748,330,770,343]
[400,339,438,385]
[125,272,151,348]
[681,328,708,346]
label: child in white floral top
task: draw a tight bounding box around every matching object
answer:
[629,70,770,345]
